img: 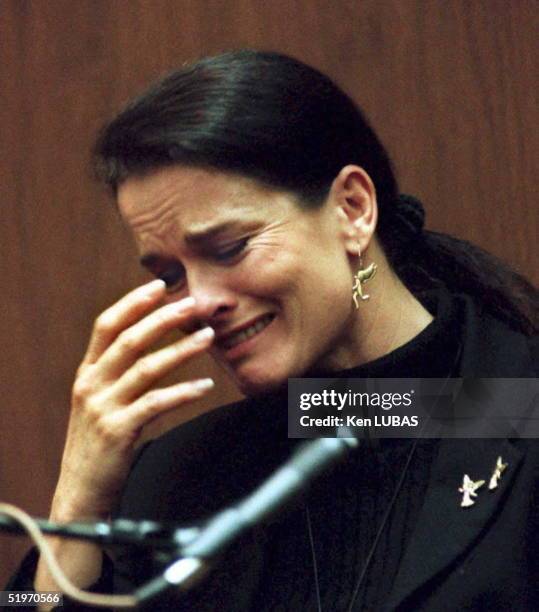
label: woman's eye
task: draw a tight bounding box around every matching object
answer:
[158,265,186,292]
[213,239,248,262]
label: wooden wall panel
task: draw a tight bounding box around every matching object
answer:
[1,0,536,584]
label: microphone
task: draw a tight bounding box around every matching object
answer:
[1,437,359,607]
[135,436,359,604]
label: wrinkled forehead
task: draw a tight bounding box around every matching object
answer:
[117,165,290,232]
[115,165,308,260]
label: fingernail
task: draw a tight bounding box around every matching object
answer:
[193,378,214,391]
[145,279,166,293]
[193,327,214,342]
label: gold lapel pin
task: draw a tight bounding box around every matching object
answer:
[459,474,485,507]
[488,456,508,490]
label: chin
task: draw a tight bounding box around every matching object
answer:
[231,363,289,397]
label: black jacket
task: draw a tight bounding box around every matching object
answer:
[6,292,538,611]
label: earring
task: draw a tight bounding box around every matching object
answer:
[352,246,377,308]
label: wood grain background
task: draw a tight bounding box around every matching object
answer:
[1,0,537,585]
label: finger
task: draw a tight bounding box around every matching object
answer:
[111,326,215,401]
[95,297,199,381]
[82,279,167,365]
[119,378,215,431]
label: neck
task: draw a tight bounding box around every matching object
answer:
[357,266,433,364]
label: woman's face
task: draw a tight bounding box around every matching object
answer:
[118,166,361,394]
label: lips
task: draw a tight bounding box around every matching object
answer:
[217,314,275,350]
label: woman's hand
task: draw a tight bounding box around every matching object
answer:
[50,279,214,522]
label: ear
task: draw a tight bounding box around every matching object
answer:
[330,165,378,256]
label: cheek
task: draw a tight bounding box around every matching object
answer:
[229,241,353,328]
[292,249,355,336]
[232,248,299,299]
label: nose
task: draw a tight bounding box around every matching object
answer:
[187,270,238,325]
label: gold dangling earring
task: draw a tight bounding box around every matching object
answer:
[352,245,377,308]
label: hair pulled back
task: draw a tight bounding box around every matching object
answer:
[94,50,537,335]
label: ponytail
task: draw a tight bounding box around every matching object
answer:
[379,196,538,336]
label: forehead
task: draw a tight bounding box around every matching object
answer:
[117,165,290,235]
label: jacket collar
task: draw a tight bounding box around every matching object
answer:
[386,438,523,609]
[386,295,535,609]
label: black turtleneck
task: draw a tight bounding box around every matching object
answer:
[245,289,463,611]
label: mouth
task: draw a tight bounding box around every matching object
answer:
[217,314,275,351]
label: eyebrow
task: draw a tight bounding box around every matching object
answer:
[139,220,245,268]
[184,220,242,245]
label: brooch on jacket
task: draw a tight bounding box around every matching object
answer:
[458,456,508,507]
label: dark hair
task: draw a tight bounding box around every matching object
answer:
[94,50,537,335]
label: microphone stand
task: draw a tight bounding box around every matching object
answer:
[135,437,359,604]
[0,515,200,551]
[1,436,358,608]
